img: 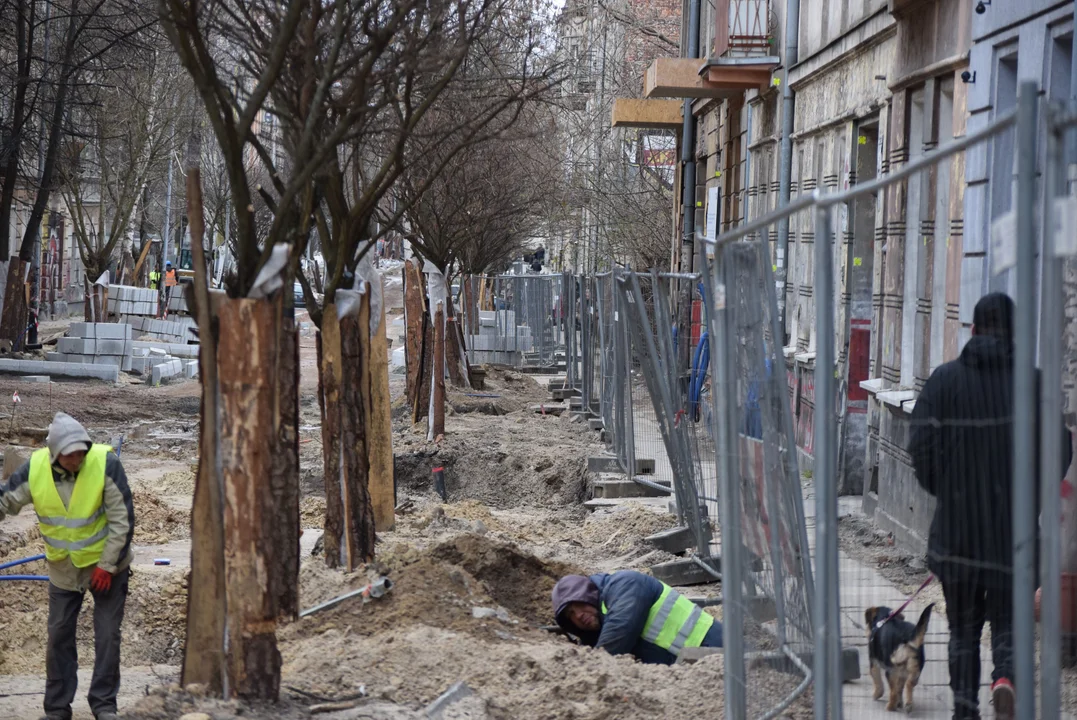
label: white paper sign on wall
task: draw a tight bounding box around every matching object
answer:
[989,211,1016,276]
[706,186,719,240]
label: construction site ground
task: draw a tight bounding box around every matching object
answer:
[0,276,1072,719]
[0,275,807,720]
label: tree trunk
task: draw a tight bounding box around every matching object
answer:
[181,163,294,701]
[415,322,433,425]
[0,259,27,350]
[431,301,446,439]
[269,307,300,618]
[318,295,377,570]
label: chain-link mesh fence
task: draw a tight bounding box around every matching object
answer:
[694,83,1077,719]
[462,274,564,369]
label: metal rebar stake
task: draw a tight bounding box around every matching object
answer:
[709,248,746,720]
[1039,107,1064,720]
[1013,80,1039,720]
[813,204,842,719]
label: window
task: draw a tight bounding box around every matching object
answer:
[930,79,954,371]
[901,87,926,387]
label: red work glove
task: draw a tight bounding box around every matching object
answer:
[90,567,112,593]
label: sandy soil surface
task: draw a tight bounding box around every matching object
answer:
[0,278,815,720]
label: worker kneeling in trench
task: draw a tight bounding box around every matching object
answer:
[552,571,723,665]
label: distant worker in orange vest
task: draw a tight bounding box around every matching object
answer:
[161,262,178,317]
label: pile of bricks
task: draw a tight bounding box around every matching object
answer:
[47,323,134,372]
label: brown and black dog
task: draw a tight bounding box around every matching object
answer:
[866,603,934,713]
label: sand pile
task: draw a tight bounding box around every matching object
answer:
[133,491,189,544]
[0,557,187,673]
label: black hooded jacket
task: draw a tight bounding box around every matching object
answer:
[909,334,1072,588]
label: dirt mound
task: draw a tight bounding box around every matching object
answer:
[299,496,326,529]
[0,558,187,673]
[133,491,189,544]
[289,533,579,644]
[393,440,589,510]
[427,534,578,625]
[579,505,678,557]
[279,623,812,719]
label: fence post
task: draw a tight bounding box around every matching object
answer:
[621,283,637,482]
[1013,80,1040,720]
[1040,103,1064,720]
[707,247,747,719]
[813,203,842,719]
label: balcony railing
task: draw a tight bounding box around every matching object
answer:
[714,0,774,58]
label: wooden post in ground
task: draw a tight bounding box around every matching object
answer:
[181,165,226,695]
[217,298,282,700]
[431,301,446,439]
[367,275,395,532]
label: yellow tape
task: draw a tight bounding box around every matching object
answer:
[853,257,862,266]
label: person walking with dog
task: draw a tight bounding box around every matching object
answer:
[0,412,135,720]
[909,292,1072,720]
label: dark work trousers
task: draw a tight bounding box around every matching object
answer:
[44,570,129,719]
[942,576,1014,719]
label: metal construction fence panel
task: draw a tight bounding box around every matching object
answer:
[618,271,712,555]
[462,273,564,368]
[702,239,816,719]
[699,82,1077,719]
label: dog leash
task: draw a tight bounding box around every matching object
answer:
[876,574,935,631]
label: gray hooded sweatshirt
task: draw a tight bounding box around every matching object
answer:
[0,412,134,591]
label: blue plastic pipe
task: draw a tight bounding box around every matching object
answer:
[0,554,45,571]
[0,575,48,581]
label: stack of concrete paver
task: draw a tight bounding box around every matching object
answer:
[107,283,197,344]
[468,310,533,364]
[130,340,199,385]
[106,285,158,316]
[47,323,134,372]
[121,315,196,345]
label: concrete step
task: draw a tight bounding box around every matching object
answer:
[519,364,566,374]
[646,525,695,554]
[587,418,604,431]
[530,403,567,416]
[588,456,655,475]
[592,478,671,499]
[583,498,624,512]
[650,557,722,587]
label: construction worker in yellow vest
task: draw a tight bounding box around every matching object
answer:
[552,571,723,665]
[0,412,134,720]
[149,268,161,290]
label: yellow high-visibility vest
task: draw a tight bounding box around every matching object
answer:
[28,445,110,568]
[601,582,714,656]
